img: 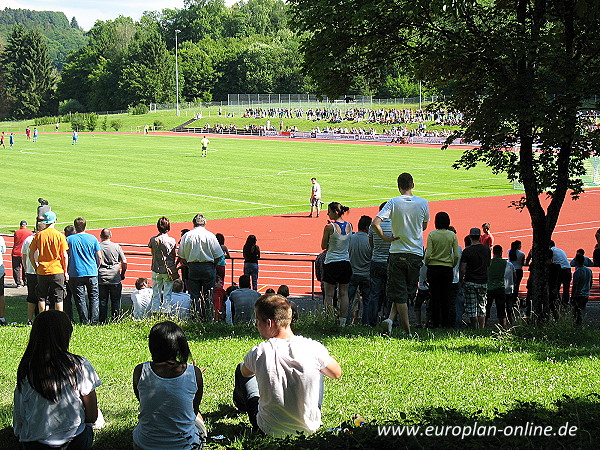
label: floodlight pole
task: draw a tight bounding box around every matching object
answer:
[175,29,181,117]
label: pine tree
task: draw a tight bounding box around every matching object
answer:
[0,25,56,119]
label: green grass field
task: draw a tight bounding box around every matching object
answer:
[1,306,599,449]
[0,132,512,233]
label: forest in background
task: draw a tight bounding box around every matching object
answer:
[0,0,425,120]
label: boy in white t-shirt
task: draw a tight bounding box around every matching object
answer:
[233,294,342,437]
[131,278,153,319]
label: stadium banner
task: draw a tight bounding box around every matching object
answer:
[291,131,313,138]
[314,133,394,142]
[263,130,279,137]
[409,136,476,145]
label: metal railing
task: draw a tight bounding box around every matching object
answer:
[114,243,319,299]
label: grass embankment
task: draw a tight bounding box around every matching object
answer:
[0,297,599,449]
[0,102,457,135]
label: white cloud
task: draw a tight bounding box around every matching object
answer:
[3,0,237,31]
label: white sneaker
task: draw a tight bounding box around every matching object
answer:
[380,318,393,334]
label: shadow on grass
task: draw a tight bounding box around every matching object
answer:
[4,395,599,449]
[0,404,19,450]
[204,403,253,445]
[241,394,600,449]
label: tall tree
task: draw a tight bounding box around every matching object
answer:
[0,25,56,119]
[119,29,174,105]
[58,17,136,110]
[291,0,600,317]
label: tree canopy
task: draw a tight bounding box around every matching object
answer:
[291,0,600,315]
[0,8,87,70]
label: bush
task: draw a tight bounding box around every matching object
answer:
[153,120,163,129]
[58,99,85,115]
[100,116,108,131]
[86,113,98,131]
[128,103,149,115]
[110,119,122,131]
[33,116,60,126]
[70,113,86,131]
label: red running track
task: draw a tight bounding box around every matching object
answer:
[3,191,599,297]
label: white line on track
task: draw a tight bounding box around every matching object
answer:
[110,184,278,207]
[494,220,600,235]
[509,226,600,238]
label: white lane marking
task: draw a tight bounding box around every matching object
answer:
[110,184,278,207]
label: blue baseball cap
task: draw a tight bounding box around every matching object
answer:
[42,211,57,224]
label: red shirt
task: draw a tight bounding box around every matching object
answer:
[481,232,493,248]
[12,227,33,257]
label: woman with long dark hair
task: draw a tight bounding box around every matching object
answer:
[321,202,353,326]
[133,321,205,449]
[243,235,260,291]
[13,310,101,449]
[215,233,231,284]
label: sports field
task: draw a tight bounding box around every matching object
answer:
[2,131,600,449]
[0,131,513,234]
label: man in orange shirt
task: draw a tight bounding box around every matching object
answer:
[29,211,69,313]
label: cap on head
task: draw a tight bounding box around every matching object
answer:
[469,227,481,237]
[42,211,57,224]
[20,220,27,226]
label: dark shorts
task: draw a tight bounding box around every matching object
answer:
[26,274,38,304]
[0,275,4,296]
[386,252,423,304]
[37,273,66,306]
[323,261,352,285]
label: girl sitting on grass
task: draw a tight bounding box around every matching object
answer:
[13,310,101,449]
[133,321,206,450]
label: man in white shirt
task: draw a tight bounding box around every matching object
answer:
[372,172,429,337]
[309,177,322,217]
[200,136,209,157]
[178,214,223,320]
[233,294,342,437]
[550,240,571,305]
[20,225,42,324]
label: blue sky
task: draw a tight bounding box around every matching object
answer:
[4,0,236,31]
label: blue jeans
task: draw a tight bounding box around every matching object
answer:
[368,260,388,324]
[70,276,99,324]
[347,274,371,325]
[21,424,93,449]
[243,262,259,291]
[99,283,122,323]
[188,262,216,320]
[233,363,260,430]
